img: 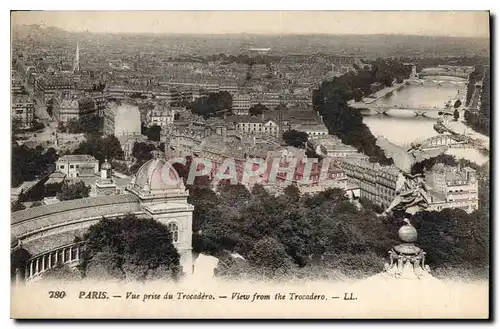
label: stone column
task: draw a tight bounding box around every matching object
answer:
[48,252,52,269]
[69,247,73,262]
[41,256,45,272]
[35,258,39,275]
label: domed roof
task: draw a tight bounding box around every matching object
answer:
[132,155,184,192]
[101,159,112,170]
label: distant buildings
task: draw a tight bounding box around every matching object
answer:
[340,158,480,214]
[227,115,281,138]
[103,103,141,137]
[55,154,99,179]
[52,95,79,122]
[144,105,175,127]
[35,75,75,104]
[339,158,404,208]
[292,122,329,139]
[12,94,34,129]
[232,93,251,115]
[307,136,362,158]
[426,163,479,213]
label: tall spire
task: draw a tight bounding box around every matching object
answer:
[73,43,80,72]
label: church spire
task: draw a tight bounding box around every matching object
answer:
[73,43,80,72]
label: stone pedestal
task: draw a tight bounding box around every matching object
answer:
[383,218,432,280]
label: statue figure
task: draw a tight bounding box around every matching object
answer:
[376,136,448,216]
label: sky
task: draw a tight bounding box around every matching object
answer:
[11,11,490,38]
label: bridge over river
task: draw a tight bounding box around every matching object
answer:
[414,133,489,153]
[351,103,452,117]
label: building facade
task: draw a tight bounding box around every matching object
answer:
[52,95,79,122]
[103,103,141,137]
[12,94,34,129]
[55,154,100,179]
[425,164,479,213]
[339,158,404,208]
[11,156,195,283]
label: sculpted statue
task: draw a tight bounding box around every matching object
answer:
[376,136,448,216]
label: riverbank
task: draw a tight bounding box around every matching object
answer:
[349,81,406,107]
[443,119,490,151]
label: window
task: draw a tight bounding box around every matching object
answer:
[168,222,179,243]
[70,165,74,169]
[59,165,65,169]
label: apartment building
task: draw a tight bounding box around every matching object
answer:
[425,164,479,213]
[12,94,34,129]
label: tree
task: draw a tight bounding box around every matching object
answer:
[11,145,58,187]
[248,237,296,277]
[453,109,460,121]
[282,130,309,148]
[132,142,157,163]
[32,121,45,131]
[11,247,32,281]
[81,215,181,281]
[283,184,301,203]
[144,124,162,142]
[74,135,124,163]
[454,99,462,109]
[187,91,233,118]
[57,181,90,201]
[248,103,269,116]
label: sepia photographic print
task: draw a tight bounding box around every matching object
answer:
[10,10,490,319]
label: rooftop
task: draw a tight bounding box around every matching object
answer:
[11,194,140,225]
[57,154,98,163]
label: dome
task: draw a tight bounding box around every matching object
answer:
[101,159,112,170]
[132,156,184,192]
[398,219,418,243]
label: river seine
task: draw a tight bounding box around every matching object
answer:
[362,77,489,165]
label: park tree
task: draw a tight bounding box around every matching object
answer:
[187,91,233,118]
[81,215,181,281]
[283,184,301,203]
[11,247,32,281]
[454,99,462,109]
[132,142,157,163]
[57,181,90,201]
[282,130,309,148]
[74,135,124,163]
[248,237,296,277]
[144,124,162,142]
[453,109,460,121]
[248,103,269,116]
[11,145,59,187]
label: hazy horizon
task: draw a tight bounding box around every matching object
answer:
[12,11,490,38]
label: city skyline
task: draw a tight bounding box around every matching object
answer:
[12,11,490,38]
